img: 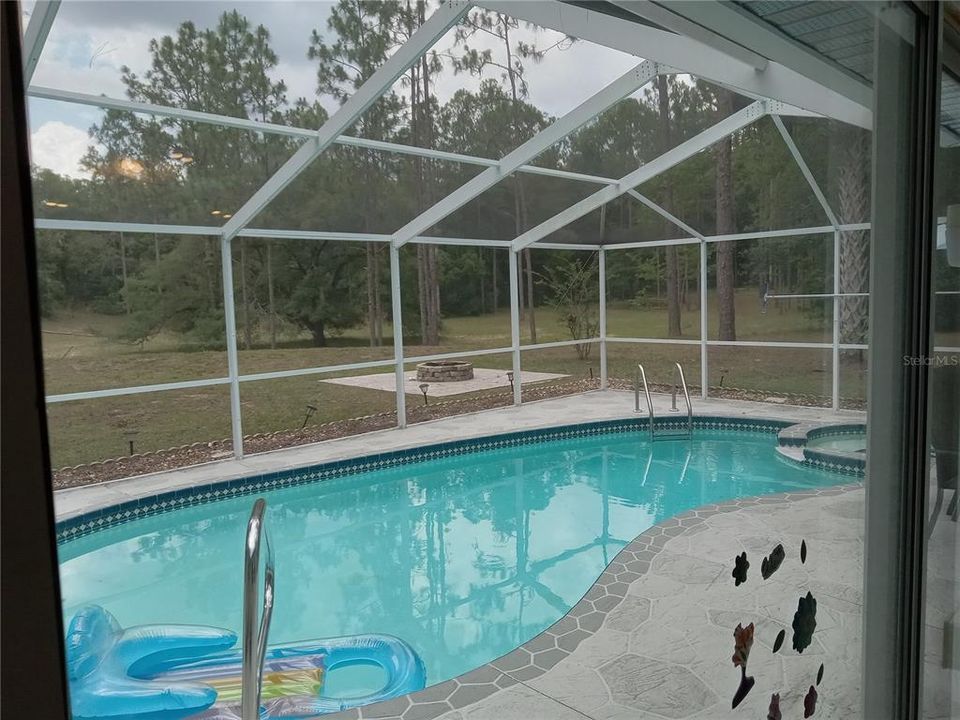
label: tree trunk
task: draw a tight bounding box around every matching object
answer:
[240,238,252,350]
[479,247,486,313]
[491,249,498,312]
[417,243,428,343]
[207,239,218,310]
[655,75,681,337]
[655,251,661,299]
[367,242,378,347]
[154,233,162,295]
[410,26,441,346]
[837,126,870,344]
[682,250,690,310]
[500,14,535,339]
[524,248,536,343]
[665,247,681,336]
[266,240,276,349]
[309,320,327,347]
[373,245,383,345]
[715,87,737,341]
[119,231,130,314]
[429,245,441,344]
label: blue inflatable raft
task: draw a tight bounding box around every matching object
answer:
[65,605,426,719]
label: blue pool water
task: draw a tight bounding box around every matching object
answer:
[58,428,844,693]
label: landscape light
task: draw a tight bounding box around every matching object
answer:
[123,429,139,456]
[301,404,317,429]
[507,371,515,393]
[419,383,430,406]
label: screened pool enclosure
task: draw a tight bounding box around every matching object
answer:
[22,1,956,471]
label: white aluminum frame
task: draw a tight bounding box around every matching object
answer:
[476,0,871,129]
[221,0,471,240]
[21,0,59,84]
[599,248,607,389]
[30,0,887,460]
[512,100,768,251]
[391,61,657,248]
[27,86,623,189]
[638,0,873,112]
[610,0,770,71]
[43,221,874,413]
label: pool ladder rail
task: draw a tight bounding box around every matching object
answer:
[242,498,274,720]
[634,362,693,441]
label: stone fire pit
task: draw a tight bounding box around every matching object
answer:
[416,360,474,383]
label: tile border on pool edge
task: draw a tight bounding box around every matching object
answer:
[321,482,864,720]
[55,415,792,544]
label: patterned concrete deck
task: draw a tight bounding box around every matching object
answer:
[325,485,866,720]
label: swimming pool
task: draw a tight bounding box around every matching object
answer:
[57,418,848,703]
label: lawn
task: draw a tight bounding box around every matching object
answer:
[42,288,876,468]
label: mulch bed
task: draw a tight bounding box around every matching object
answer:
[51,379,864,490]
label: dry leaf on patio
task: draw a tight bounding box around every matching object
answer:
[732,622,755,667]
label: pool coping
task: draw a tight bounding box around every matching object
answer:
[321,481,864,720]
[54,414,841,545]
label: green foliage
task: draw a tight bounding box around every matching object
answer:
[276,242,366,346]
[542,254,600,359]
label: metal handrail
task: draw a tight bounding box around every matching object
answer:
[634,363,654,441]
[672,362,693,438]
[241,498,274,720]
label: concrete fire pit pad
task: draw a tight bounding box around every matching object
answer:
[320,368,567,397]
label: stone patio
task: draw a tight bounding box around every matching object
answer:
[319,367,566,397]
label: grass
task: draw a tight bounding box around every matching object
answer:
[42,288,884,468]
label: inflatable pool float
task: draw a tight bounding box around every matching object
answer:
[65,605,426,719]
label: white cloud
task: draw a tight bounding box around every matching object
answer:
[30,121,93,179]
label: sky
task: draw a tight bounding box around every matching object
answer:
[24,1,641,179]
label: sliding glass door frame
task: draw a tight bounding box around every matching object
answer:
[863,3,943,718]
[0,1,70,716]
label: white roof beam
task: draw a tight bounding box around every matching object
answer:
[610,1,768,70]
[771,115,839,228]
[28,85,622,189]
[391,60,657,248]
[221,0,471,240]
[22,1,60,84]
[33,218,509,247]
[657,1,872,110]
[29,85,319,139]
[513,100,767,251]
[626,189,705,240]
[478,1,870,129]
